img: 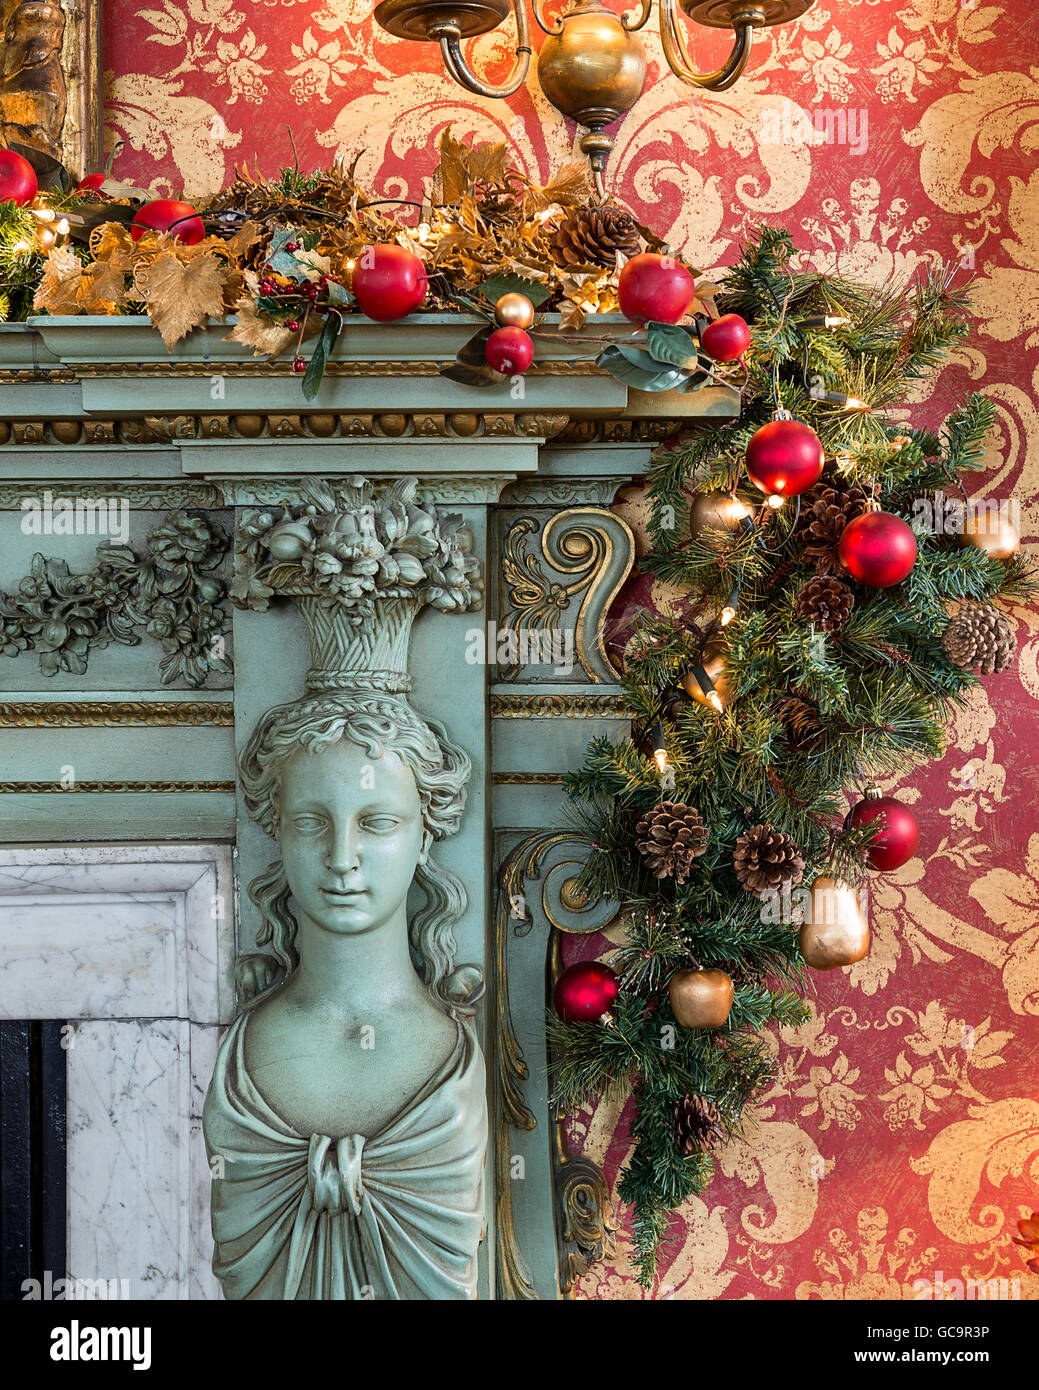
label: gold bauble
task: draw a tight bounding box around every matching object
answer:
[537,3,646,128]
[669,967,734,1029]
[680,637,735,711]
[798,875,870,970]
[689,489,753,540]
[959,509,1020,561]
[494,292,535,329]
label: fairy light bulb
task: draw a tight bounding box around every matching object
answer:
[706,690,724,713]
[767,494,785,509]
[56,218,70,236]
[651,717,668,773]
[719,585,740,626]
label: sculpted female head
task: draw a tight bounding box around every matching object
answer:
[239,692,472,1003]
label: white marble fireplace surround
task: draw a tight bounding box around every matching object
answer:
[0,844,235,1300]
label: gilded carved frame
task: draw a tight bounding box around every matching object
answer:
[0,0,103,180]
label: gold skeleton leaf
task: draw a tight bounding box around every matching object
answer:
[133,250,229,349]
[33,247,86,315]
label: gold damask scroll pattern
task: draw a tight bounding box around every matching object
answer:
[494,831,620,1299]
[497,508,635,685]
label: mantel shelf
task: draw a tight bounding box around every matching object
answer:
[0,315,741,426]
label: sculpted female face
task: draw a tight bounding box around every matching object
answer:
[277,739,427,937]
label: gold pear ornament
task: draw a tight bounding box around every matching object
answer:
[689,489,753,541]
[798,876,870,970]
[669,967,734,1029]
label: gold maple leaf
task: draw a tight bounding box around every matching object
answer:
[133,249,229,349]
[225,293,294,357]
[33,247,86,315]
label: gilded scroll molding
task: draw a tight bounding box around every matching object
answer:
[0,780,234,793]
[0,700,232,726]
[490,693,632,719]
[0,411,568,448]
[494,831,619,1299]
[498,508,635,684]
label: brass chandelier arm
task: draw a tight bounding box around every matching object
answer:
[621,0,654,32]
[431,0,532,97]
[532,0,565,36]
[658,0,760,89]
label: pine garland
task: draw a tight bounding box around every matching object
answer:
[552,225,1037,1288]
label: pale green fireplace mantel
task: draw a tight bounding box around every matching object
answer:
[0,314,739,1299]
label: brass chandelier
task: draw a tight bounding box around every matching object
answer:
[374,0,815,185]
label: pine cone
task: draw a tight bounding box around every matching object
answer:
[551,205,641,268]
[673,1094,724,1157]
[635,801,708,884]
[795,575,855,632]
[733,823,805,898]
[942,601,1016,674]
[801,479,877,576]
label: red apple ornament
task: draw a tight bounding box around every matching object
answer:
[745,417,824,499]
[485,326,534,374]
[554,961,619,1023]
[0,148,38,206]
[849,791,919,871]
[618,252,697,326]
[351,244,427,321]
[700,313,752,362]
[839,511,917,587]
[131,199,205,245]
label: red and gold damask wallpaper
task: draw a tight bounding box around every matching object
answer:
[100,0,1039,1299]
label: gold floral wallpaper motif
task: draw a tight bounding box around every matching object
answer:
[100,0,1039,1299]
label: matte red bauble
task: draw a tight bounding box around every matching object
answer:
[745,418,824,498]
[554,961,619,1023]
[839,511,917,587]
[618,253,697,326]
[0,149,38,205]
[485,326,534,374]
[131,199,205,244]
[700,313,752,362]
[351,244,427,321]
[849,792,919,871]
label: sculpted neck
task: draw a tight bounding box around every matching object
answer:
[285,904,429,1017]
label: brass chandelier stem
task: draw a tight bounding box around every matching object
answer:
[430,0,532,97]
[659,0,764,90]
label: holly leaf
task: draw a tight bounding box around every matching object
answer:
[478,273,551,307]
[596,344,692,391]
[134,250,228,348]
[646,322,700,369]
[302,312,342,401]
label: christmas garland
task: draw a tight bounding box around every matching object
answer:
[548,226,1036,1288]
[2,132,732,400]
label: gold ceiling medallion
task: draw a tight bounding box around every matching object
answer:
[373,0,813,183]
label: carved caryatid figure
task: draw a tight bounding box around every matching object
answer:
[203,478,487,1300]
[0,1,67,164]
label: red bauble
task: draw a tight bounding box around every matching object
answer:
[745,418,824,498]
[553,961,619,1024]
[0,148,38,206]
[849,793,920,871]
[131,199,205,244]
[77,173,105,192]
[618,252,697,326]
[351,244,427,321]
[485,326,534,374]
[700,313,752,362]
[839,511,917,587]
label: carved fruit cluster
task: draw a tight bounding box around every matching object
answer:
[231,476,483,622]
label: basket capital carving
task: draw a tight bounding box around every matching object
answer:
[231,475,484,692]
